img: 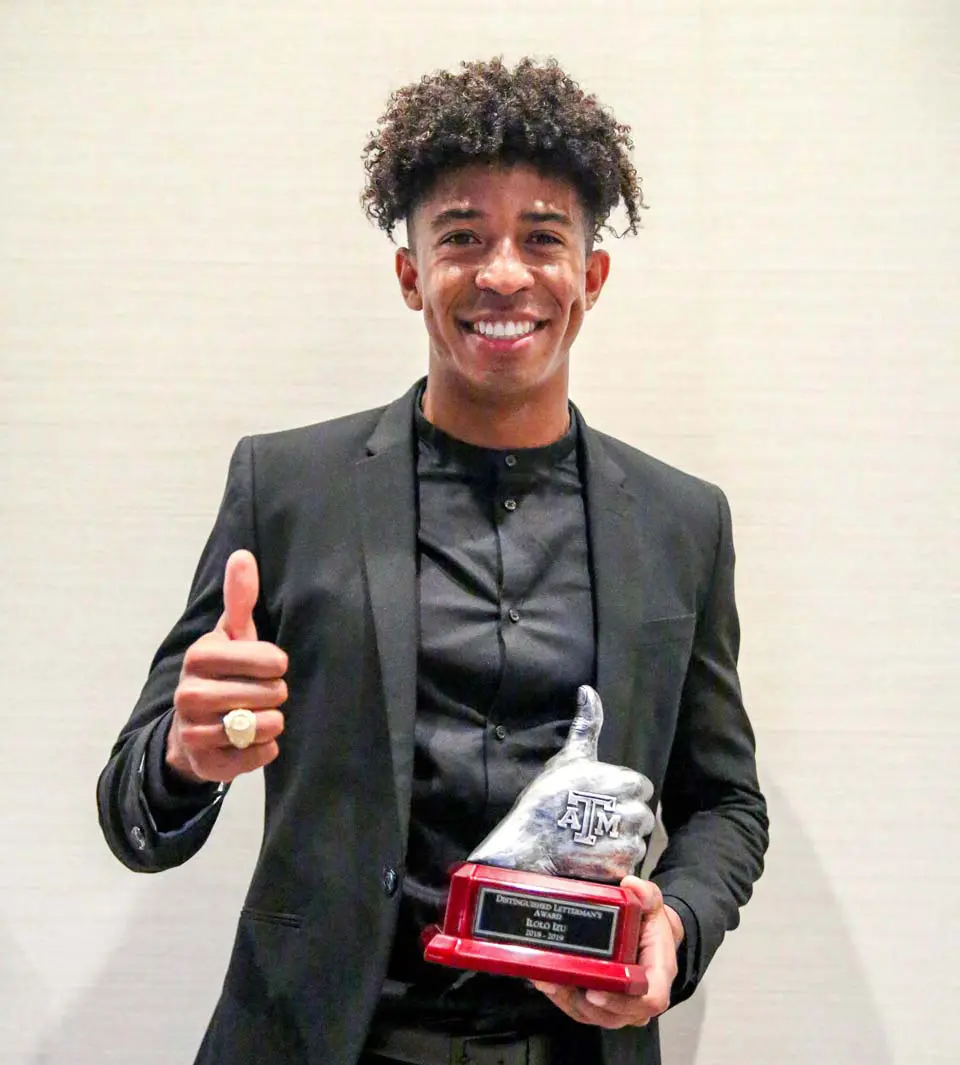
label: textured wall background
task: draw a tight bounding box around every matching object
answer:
[2,3,957,1063]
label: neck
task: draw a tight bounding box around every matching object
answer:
[421,376,571,449]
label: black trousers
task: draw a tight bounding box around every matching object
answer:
[358,1024,602,1065]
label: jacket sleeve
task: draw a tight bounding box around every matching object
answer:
[651,486,769,1004]
[96,437,263,872]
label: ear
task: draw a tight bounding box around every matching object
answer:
[395,247,423,311]
[584,249,611,311]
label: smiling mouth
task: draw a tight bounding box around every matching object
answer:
[460,319,548,340]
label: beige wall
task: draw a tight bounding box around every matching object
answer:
[2,3,957,1063]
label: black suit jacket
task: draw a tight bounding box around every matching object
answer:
[98,381,768,1065]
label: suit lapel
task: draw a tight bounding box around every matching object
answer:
[578,414,643,766]
[355,383,421,849]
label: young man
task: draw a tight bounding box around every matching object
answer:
[98,57,768,1065]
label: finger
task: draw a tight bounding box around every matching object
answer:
[533,983,641,1030]
[220,549,259,641]
[583,988,649,1016]
[558,685,604,762]
[532,984,583,1024]
[588,963,670,1023]
[620,875,664,913]
[622,771,656,806]
[183,635,288,681]
[583,989,656,1027]
[189,740,281,783]
[175,677,288,718]
[176,709,285,750]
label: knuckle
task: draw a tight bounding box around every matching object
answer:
[175,680,214,714]
[253,682,282,708]
[173,681,200,712]
[178,722,211,749]
[182,640,212,675]
[258,711,283,737]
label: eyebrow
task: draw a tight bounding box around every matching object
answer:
[520,210,573,226]
[429,208,483,230]
[429,207,574,230]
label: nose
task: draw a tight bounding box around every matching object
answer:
[475,240,534,295]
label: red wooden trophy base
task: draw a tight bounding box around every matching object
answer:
[422,863,647,995]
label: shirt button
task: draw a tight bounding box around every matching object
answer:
[130,826,146,851]
[508,608,520,623]
[494,724,507,741]
[504,454,517,468]
[504,498,517,511]
[381,866,399,897]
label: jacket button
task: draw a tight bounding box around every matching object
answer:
[382,866,399,897]
[130,826,146,851]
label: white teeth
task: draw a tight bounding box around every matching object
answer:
[473,320,536,339]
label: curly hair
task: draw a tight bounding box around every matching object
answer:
[361,57,644,244]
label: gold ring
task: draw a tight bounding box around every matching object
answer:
[223,709,257,750]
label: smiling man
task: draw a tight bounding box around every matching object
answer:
[98,58,768,1065]
[396,164,607,450]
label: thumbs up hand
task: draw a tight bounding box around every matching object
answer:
[166,550,289,785]
[469,686,655,882]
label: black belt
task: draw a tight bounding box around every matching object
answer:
[365,1027,552,1065]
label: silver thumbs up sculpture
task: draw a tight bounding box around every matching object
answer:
[423,686,657,994]
[470,685,656,882]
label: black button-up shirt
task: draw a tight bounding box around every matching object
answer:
[374,401,596,1033]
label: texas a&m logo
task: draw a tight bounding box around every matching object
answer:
[556,790,621,845]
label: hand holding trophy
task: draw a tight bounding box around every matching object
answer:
[423,686,657,993]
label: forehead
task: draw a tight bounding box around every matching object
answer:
[415,162,585,223]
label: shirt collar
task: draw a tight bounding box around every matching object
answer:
[414,384,578,478]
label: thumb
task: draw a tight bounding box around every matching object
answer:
[219,549,259,641]
[620,875,664,913]
[559,685,604,762]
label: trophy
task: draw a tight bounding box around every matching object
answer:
[422,686,656,994]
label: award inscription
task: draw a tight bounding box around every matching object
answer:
[473,888,618,957]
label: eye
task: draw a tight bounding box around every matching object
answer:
[441,231,480,246]
[529,232,563,246]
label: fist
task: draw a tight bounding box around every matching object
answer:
[167,550,289,785]
[470,686,655,882]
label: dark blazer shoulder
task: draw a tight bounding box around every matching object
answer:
[250,403,389,466]
[589,427,728,535]
[245,379,420,483]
